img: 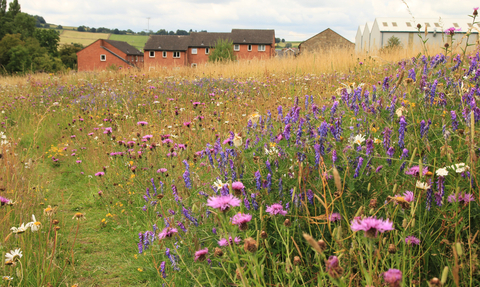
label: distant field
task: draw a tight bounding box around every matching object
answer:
[108,34,149,51]
[59,30,110,46]
[276,41,301,48]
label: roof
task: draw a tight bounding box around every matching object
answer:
[144,29,275,50]
[144,35,191,51]
[299,28,354,47]
[357,25,365,36]
[372,17,479,33]
[189,32,232,47]
[104,40,143,55]
[230,29,275,44]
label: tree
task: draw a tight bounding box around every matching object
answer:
[90,27,96,33]
[77,25,86,32]
[208,39,235,62]
[383,35,402,51]
[275,38,280,44]
[12,13,36,39]
[168,31,175,35]
[281,38,285,43]
[7,0,20,19]
[176,29,189,35]
[155,29,167,35]
[59,43,82,69]
[34,28,60,56]
[0,33,23,68]
[113,28,119,34]
[57,25,63,29]
[285,42,292,48]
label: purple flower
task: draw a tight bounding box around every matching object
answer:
[350,217,394,238]
[325,256,343,278]
[231,181,245,191]
[0,196,11,206]
[194,248,208,262]
[405,166,428,176]
[160,261,166,278]
[398,116,407,148]
[137,121,148,126]
[445,27,461,36]
[266,203,287,216]
[255,170,261,190]
[383,269,402,287]
[375,165,384,173]
[451,111,458,131]
[329,213,342,222]
[231,213,252,231]
[158,227,178,239]
[448,192,475,205]
[354,157,364,178]
[405,236,420,246]
[95,172,105,177]
[206,194,241,212]
[218,238,229,246]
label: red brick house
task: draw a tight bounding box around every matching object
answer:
[144,29,275,68]
[77,39,144,71]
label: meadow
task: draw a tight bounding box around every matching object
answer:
[1,20,480,287]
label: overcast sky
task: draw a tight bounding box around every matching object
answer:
[20,0,480,41]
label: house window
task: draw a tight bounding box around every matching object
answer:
[135,56,138,62]
[406,22,412,27]
[425,23,431,27]
[191,48,197,55]
[434,23,440,27]
[162,51,167,58]
[258,45,265,52]
[234,44,240,51]
[248,45,252,51]
[383,22,388,27]
[173,51,180,58]
[191,63,197,68]
[149,51,155,57]
[205,48,210,54]
[100,54,106,61]
[453,23,459,28]
[392,22,397,27]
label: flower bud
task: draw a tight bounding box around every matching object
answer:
[293,256,301,266]
[369,198,377,209]
[429,277,442,287]
[214,247,224,257]
[52,219,59,225]
[55,226,60,231]
[244,237,258,253]
[284,219,291,227]
[260,231,268,239]
[318,239,327,252]
[388,244,397,254]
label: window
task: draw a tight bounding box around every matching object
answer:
[191,63,197,68]
[205,48,210,54]
[258,45,265,52]
[135,56,138,62]
[100,54,106,61]
[149,51,155,57]
[383,22,388,27]
[468,23,473,27]
[162,51,167,58]
[453,23,459,28]
[406,22,412,27]
[392,22,397,27]
[248,44,252,51]
[234,44,240,51]
[425,23,431,27]
[434,23,440,27]
[191,48,197,55]
[173,51,180,58]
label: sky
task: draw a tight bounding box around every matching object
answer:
[19,0,480,42]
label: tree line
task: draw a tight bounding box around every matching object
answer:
[74,26,208,36]
[0,0,82,74]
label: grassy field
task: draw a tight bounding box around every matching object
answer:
[108,34,149,51]
[59,30,110,46]
[1,33,479,287]
[276,41,302,48]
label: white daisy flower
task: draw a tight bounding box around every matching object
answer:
[2,275,13,280]
[213,179,227,191]
[435,168,448,177]
[5,248,22,265]
[415,181,431,190]
[11,223,32,234]
[353,134,366,145]
[29,214,42,232]
[450,163,469,173]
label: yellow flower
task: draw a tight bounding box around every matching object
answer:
[138,268,143,272]
[72,212,86,220]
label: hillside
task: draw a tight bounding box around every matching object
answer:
[56,28,148,51]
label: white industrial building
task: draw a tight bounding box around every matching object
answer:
[356,18,479,52]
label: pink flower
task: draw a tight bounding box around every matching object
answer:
[158,227,178,239]
[231,213,252,230]
[206,194,241,212]
[266,203,287,216]
[395,191,414,202]
[95,172,105,177]
[383,269,402,287]
[350,216,394,238]
[445,27,461,35]
[137,121,148,126]
[405,236,420,246]
[231,182,245,191]
[405,166,428,176]
[329,212,342,222]
[194,248,208,262]
[218,238,229,246]
[157,168,168,173]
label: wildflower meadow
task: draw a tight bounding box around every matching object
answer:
[1,10,480,287]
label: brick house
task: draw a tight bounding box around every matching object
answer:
[144,29,275,68]
[77,39,144,71]
[298,28,354,53]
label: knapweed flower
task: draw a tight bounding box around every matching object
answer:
[405,165,428,176]
[5,248,22,265]
[444,27,461,36]
[231,181,245,193]
[95,172,105,177]
[157,168,168,173]
[405,236,420,246]
[325,256,343,279]
[266,203,287,216]
[448,192,475,205]
[350,216,394,238]
[231,213,252,231]
[137,121,148,126]
[158,227,178,239]
[206,194,241,212]
[329,213,342,222]
[0,196,12,206]
[415,181,431,190]
[383,269,402,287]
[194,248,208,262]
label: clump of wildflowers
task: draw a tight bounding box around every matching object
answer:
[350,217,394,238]
[265,203,287,216]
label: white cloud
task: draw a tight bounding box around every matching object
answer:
[18,0,480,42]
